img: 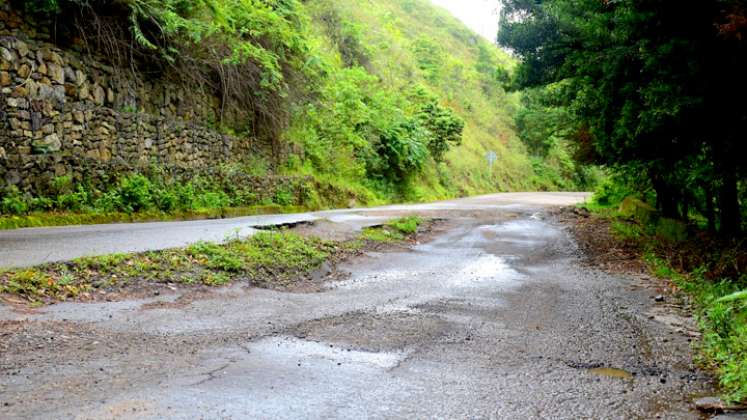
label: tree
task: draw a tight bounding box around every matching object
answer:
[498,0,746,235]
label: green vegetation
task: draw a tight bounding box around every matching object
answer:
[0,216,424,303]
[1,0,591,228]
[0,231,335,303]
[498,0,746,235]
[389,216,422,235]
[0,167,326,228]
[300,0,553,198]
[582,187,747,402]
[515,86,602,190]
[361,216,423,242]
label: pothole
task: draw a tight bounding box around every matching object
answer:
[564,360,666,380]
[589,367,634,380]
[286,311,451,352]
[252,220,316,230]
[246,336,407,370]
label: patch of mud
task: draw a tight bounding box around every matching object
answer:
[286,310,451,352]
[552,207,647,273]
[291,219,363,242]
[138,288,220,310]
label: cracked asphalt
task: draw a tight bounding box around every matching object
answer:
[0,192,715,419]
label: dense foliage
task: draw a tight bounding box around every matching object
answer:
[499,0,747,235]
[2,0,588,224]
[0,167,309,216]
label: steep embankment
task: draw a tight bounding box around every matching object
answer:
[299,0,536,199]
[0,0,548,228]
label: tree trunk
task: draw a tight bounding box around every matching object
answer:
[718,171,741,236]
[652,174,679,219]
[705,186,716,232]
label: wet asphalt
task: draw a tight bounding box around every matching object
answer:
[0,192,715,419]
[0,192,585,268]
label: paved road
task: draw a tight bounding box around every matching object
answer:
[0,192,712,419]
[0,192,586,268]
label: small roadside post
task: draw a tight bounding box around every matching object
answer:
[485,150,497,168]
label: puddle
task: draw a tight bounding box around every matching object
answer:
[374,303,422,315]
[247,336,407,369]
[460,254,511,279]
[328,267,418,290]
[478,220,560,247]
[456,254,521,286]
[589,367,634,380]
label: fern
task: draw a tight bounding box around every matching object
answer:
[130,15,158,50]
[718,290,747,303]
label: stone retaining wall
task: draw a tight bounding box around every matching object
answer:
[0,6,255,195]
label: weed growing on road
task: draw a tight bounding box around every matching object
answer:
[361,227,405,242]
[361,216,423,243]
[1,269,90,302]
[389,216,422,235]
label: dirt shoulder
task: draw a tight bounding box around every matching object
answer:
[553,207,738,411]
[0,217,438,307]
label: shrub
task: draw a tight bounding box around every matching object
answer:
[0,187,29,215]
[194,191,230,210]
[389,216,421,234]
[56,185,90,212]
[377,118,429,181]
[273,187,295,206]
[593,178,632,207]
[417,100,464,163]
[117,174,154,213]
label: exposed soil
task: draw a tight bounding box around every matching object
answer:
[552,207,648,274]
[0,219,442,308]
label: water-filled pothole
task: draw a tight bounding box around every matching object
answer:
[247,336,407,369]
[589,367,633,380]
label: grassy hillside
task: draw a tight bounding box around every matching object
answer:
[293,0,539,201]
[0,0,585,228]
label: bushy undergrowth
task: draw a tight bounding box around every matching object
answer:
[0,170,302,217]
[645,253,747,403]
[584,181,747,402]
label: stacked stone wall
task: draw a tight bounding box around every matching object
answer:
[0,7,255,195]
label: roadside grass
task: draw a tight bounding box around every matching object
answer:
[0,205,306,230]
[581,194,747,403]
[0,216,426,305]
[644,252,747,403]
[0,231,335,303]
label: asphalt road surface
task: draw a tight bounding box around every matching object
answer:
[0,192,714,419]
[0,192,585,268]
